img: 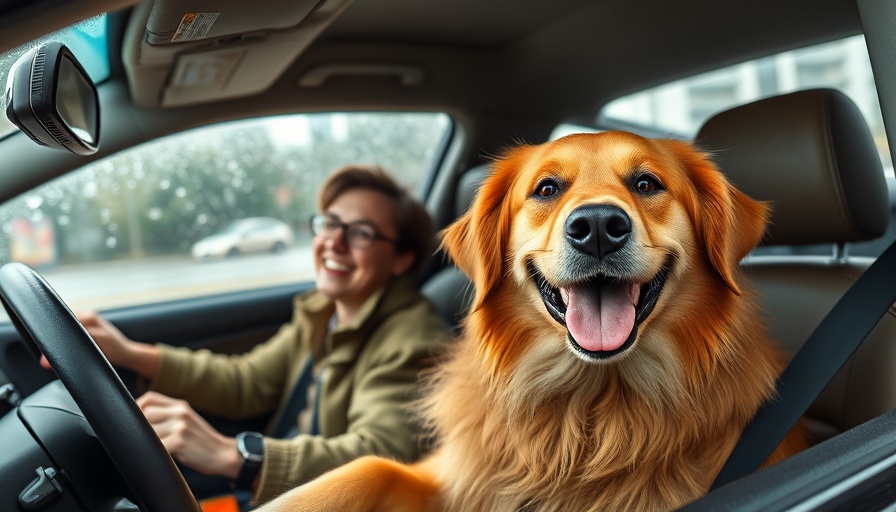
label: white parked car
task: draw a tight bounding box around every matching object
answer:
[191,217,293,259]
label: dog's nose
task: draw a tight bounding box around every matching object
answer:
[565,204,632,259]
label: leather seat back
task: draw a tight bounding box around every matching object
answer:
[421,167,486,330]
[696,88,895,442]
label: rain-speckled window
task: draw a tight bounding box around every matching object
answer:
[0,112,451,313]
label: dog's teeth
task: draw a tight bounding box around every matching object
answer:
[560,287,570,305]
[630,283,640,306]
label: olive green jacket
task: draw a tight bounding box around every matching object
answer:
[149,276,448,503]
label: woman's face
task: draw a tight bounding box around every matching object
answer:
[313,188,414,322]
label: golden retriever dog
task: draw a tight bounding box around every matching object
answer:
[257,132,806,512]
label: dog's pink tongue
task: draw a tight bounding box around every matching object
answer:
[566,282,639,352]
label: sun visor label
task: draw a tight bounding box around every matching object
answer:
[172,13,221,42]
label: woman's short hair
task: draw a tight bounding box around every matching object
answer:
[318,164,434,275]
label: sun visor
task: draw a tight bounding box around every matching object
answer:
[144,1,320,45]
[123,0,353,108]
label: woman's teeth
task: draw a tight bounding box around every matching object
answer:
[324,259,351,272]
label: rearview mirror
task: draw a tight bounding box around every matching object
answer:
[4,42,99,156]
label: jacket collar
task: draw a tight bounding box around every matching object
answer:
[295,275,421,364]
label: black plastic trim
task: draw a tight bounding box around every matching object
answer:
[681,409,896,511]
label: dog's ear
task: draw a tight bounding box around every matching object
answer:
[674,142,770,296]
[441,148,527,309]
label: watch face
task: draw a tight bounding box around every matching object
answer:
[238,432,265,462]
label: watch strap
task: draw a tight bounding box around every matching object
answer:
[234,432,264,490]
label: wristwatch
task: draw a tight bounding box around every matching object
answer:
[234,431,265,490]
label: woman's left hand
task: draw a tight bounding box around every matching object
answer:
[136,391,243,479]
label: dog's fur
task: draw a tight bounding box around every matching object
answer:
[257,132,806,512]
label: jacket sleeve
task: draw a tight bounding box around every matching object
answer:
[253,304,447,503]
[149,320,301,419]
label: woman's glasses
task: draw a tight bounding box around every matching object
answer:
[310,213,397,249]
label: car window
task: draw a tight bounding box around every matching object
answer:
[0,112,451,318]
[596,35,893,177]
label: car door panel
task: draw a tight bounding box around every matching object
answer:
[0,281,311,416]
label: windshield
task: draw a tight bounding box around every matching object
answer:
[0,14,109,140]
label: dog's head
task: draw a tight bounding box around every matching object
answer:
[442,132,768,364]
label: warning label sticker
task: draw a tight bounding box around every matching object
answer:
[172,12,221,42]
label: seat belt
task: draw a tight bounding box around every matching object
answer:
[269,355,315,438]
[711,238,896,490]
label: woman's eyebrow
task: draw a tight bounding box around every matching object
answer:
[324,212,378,228]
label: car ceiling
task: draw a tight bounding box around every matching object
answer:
[315,0,862,120]
[200,2,860,121]
[2,0,864,118]
[0,0,866,204]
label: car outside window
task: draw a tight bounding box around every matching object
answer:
[0,112,451,317]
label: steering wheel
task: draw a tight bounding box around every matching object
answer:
[0,263,200,512]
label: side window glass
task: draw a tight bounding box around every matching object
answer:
[0,112,451,316]
[598,35,892,178]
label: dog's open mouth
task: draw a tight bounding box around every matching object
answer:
[531,259,671,360]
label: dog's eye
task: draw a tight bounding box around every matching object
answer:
[534,179,560,198]
[634,174,664,194]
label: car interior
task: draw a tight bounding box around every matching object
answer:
[0,0,895,510]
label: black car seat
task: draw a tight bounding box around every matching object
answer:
[420,166,486,331]
[849,174,896,257]
[696,88,896,444]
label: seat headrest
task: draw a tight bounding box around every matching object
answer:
[455,164,490,217]
[696,89,889,246]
